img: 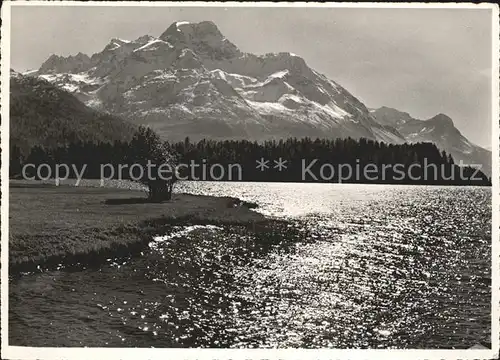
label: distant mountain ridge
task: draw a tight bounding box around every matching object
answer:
[371,106,491,176]
[10,70,134,154]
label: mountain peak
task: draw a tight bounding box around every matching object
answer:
[376,106,410,116]
[39,52,91,74]
[371,106,414,127]
[103,38,132,52]
[428,113,454,126]
[161,20,221,39]
[10,68,21,78]
[159,20,241,60]
[133,34,155,44]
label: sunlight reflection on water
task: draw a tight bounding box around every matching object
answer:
[9,182,491,348]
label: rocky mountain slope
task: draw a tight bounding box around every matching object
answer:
[25,21,405,144]
[10,70,134,154]
[371,106,491,176]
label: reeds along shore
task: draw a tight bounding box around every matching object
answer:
[8,180,267,274]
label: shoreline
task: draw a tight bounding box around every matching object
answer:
[9,180,267,274]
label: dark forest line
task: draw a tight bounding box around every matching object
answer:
[10,133,491,186]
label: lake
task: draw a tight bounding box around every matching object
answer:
[9,182,492,348]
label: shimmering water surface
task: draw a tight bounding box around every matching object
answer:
[9,183,491,348]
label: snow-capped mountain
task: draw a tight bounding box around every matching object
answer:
[25,20,488,174]
[371,106,492,176]
[26,20,405,144]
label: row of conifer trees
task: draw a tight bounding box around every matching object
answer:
[10,130,491,186]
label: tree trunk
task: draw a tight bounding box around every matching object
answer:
[148,180,173,202]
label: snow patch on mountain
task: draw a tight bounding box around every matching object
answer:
[268,70,289,79]
[176,21,191,28]
[134,39,172,52]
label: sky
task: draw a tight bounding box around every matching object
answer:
[10,5,494,148]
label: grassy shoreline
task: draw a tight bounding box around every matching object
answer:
[9,180,266,273]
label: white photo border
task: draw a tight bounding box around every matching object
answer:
[1,2,499,359]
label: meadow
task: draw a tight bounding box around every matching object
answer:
[9,180,264,272]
